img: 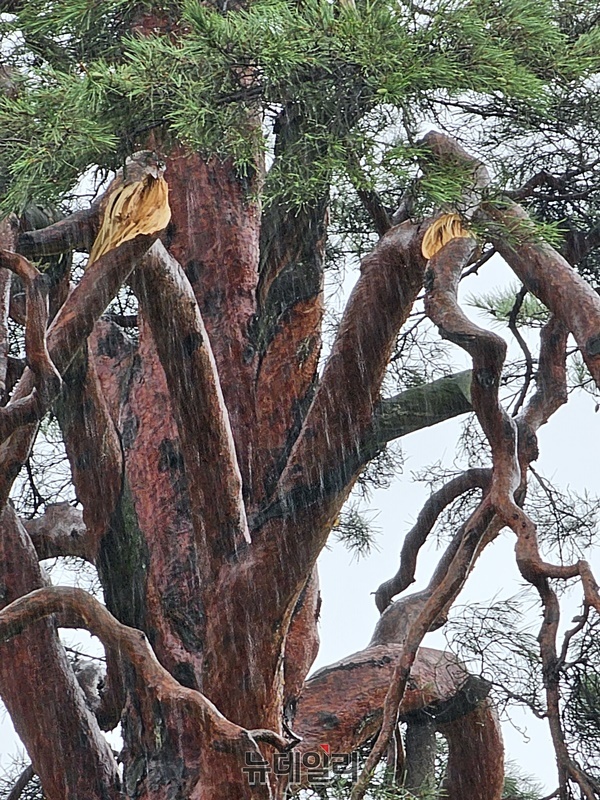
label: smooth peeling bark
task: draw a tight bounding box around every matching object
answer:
[0,506,120,800]
[287,646,489,788]
[0,268,12,404]
[201,221,426,773]
[132,242,250,569]
[89,319,136,421]
[0,217,14,399]
[165,149,261,491]
[201,221,426,760]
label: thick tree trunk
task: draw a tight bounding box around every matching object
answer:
[0,132,538,800]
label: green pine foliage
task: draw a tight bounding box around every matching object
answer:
[0,0,599,214]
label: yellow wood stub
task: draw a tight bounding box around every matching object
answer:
[421,213,472,260]
[88,176,171,266]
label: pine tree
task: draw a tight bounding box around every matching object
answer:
[0,1,599,799]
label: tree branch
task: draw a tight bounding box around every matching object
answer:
[55,344,124,552]
[0,217,15,402]
[0,584,292,754]
[351,234,510,799]
[483,200,600,389]
[275,220,425,529]
[0,249,62,405]
[17,207,97,258]
[375,467,491,612]
[0,504,120,800]
[131,240,250,569]
[421,129,600,390]
[23,502,97,562]
[372,370,472,448]
[0,232,160,507]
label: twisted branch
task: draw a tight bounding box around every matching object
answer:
[0,585,292,754]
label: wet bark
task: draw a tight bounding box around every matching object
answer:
[2,123,597,800]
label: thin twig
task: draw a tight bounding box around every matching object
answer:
[508,286,534,416]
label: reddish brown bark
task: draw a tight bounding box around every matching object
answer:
[288,645,500,797]
[2,123,598,800]
[132,242,250,569]
[0,506,120,800]
[166,150,261,492]
[421,131,600,389]
[439,700,504,800]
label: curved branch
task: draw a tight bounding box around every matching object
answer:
[0,584,292,753]
[484,199,600,389]
[351,495,498,799]
[351,235,506,799]
[0,250,62,404]
[0,504,120,800]
[17,207,97,258]
[522,315,569,431]
[422,130,600,389]
[375,467,491,612]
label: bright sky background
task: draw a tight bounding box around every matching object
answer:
[314,253,600,792]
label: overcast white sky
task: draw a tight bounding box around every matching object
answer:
[314,254,600,791]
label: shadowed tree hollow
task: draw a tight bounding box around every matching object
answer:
[0,1,600,799]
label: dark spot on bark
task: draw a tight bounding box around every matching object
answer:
[182,331,203,357]
[130,352,143,382]
[202,287,226,317]
[121,414,139,451]
[185,259,204,284]
[76,451,91,470]
[161,547,205,652]
[476,367,497,388]
[585,335,600,357]
[163,220,176,248]
[211,739,229,753]
[157,439,184,473]
[424,268,435,291]
[95,325,132,359]
[242,343,255,364]
[171,662,199,690]
[317,712,340,729]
